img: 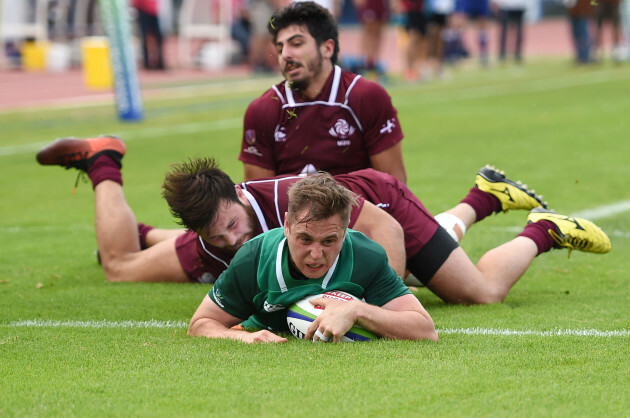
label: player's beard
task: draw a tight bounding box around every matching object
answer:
[284,50,324,92]
[221,205,260,254]
[244,204,259,237]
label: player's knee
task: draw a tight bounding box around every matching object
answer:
[100,258,128,282]
[467,288,508,305]
[434,213,466,243]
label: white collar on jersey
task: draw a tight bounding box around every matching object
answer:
[240,187,270,232]
[283,65,343,106]
[275,237,340,293]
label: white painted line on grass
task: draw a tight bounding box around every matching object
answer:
[117,117,241,140]
[0,117,242,158]
[0,141,57,157]
[395,69,630,107]
[571,200,630,221]
[5,319,188,329]
[486,201,630,236]
[0,225,93,233]
[439,327,630,338]
[3,320,628,337]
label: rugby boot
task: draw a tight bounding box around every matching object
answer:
[476,165,547,212]
[527,208,612,256]
[36,136,125,171]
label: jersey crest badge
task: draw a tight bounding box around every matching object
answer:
[244,129,256,145]
[212,287,225,308]
[263,300,285,312]
[328,119,356,140]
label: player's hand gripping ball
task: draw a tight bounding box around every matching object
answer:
[286,290,379,342]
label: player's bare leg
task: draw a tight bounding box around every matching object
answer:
[37,137,189,283]
[426,165,610,304]
[435,165,547,242]
[143,227,186,247]
[427,210,611,305]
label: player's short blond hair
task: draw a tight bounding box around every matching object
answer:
[287,173,358,230]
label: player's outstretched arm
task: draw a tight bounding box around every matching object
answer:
[188,295,287,344]
[305,294,438,342]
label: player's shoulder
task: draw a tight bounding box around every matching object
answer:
[347,229,388,258]
[343,71,391,101]
[246,81,287,112]
[230,233,266,267]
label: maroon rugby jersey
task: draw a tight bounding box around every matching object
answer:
[239,65,404,176]
[178,169,438,283]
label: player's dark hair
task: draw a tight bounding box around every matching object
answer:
[268,1,340,64]
[162,157,238,234]
[287,172,358,230]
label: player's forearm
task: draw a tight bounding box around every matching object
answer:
[188,317,239,339]
[355,303,438,341]
[189,318,287,343]
[243,163,275,181]
[369,144,408,184]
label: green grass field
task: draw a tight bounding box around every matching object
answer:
[1,59,629,417]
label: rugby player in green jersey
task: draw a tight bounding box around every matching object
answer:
[187,174,439,343]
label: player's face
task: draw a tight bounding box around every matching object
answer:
[201,199,258,252]
[284,209,346,279]
[274,24,326,89]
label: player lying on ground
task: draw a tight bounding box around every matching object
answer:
[188,174,439,343]
[36,136,612,305]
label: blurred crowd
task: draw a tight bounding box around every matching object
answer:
[1,0,629,78]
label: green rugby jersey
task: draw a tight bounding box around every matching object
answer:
[209,228,410,332]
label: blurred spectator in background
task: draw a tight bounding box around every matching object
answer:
[452,0,491,66]
[425,0,455,77]
[132,0,166,69]
[353,0,390,77]
[231,0,251,63]
[442,2,469,64]
[565,0,593,64]
[394,0,429,81]
[293,0,343,16]
[592,0,623,61]
[493,0,527,63]
[248,0,285,73]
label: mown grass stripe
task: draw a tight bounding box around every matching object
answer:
[4,320,628,337]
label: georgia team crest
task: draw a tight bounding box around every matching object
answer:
[274,126,287,142]
[244,129,256,145]
[328,119,355,139]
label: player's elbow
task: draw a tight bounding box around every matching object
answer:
[187,317,205,337]
[414,319,438,342]
[425,328,439,342]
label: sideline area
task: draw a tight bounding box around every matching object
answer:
[0,18,585,111]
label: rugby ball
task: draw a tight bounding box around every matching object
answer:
[286,290,379,342]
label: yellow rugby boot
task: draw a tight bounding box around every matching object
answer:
[476,165,547,212]
[527,208,612,255]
